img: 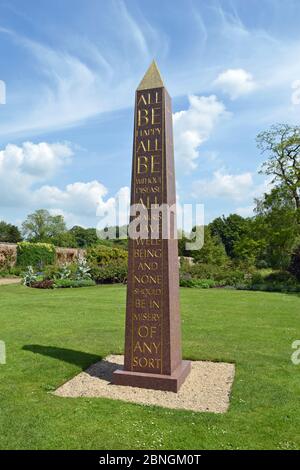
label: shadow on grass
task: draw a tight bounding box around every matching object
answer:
[22,344,102,370]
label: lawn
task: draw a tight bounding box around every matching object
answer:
[0,284,299,450]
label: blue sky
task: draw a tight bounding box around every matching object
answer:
[0,0,300,229]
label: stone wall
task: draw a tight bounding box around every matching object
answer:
[0,243,86,268]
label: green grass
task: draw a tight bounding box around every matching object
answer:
[0,284,299,450]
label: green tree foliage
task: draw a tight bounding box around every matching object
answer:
[86,244,128,284]
[69,226,98,248]
[51,231,77,248]
[288,244,300,281]
[86,244,128,265]
[232,236,266,267]
[255,186,299,269]
[0,221,22,243]
[209,214,251,258]
[254,186,299,269]
[257,123,300,210]
[186,226,228,266]
[22,209,66,242]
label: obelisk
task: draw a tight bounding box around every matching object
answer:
[113,61,191,392]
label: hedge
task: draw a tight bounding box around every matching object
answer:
[90,261,127,284]
[86,244,128,265]
[17,242,56,268]
[54,279,96,288]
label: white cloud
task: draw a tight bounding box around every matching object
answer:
[0,141,72,179]
[0,140,129,227]
[0,141,73,206]
[173,95,227,172]
[214,68,257,100]
[192,170,254,202]
[34,181,109,216]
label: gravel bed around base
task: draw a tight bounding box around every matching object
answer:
[54,355,235,413]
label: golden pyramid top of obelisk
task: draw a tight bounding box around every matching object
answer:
[137,60,164,90]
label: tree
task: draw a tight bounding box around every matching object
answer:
[187,226,228,265]
[22,209,66,242]
[0,221,22,243]
[233,237,266,267]
[257,123,300,209]
[288,244,300,281]
[51,231,77,248]
[69,226,98,247]
[209,214,251,258]
[254,186,299,269]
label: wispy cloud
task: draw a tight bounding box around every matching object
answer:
[0,5,168,138]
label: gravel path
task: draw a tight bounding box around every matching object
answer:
[0,278,21,286]
[54,354,235,413]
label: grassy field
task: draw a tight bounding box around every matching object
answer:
[0,284,299,450]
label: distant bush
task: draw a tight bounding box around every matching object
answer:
[288,244,300,281]
[87,244,127,265]
[255,260,269,269]
[0,269,10,278]
[90,261,127,284]
[180,263,248,286]
[54,279,96,288]
[264,271,295,283]
[8,266,23,277]
[242,270,300,293]
[179,277,228,288]
[17,242,56,268]
[22,266,38,286]
[74,256,91,280]
[31,279,54,289]
[86,244,128,284]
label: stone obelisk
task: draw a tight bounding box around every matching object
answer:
[113,61,191,392]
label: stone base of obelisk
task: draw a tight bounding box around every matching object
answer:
[112,360,191,393]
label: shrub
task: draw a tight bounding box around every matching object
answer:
[90,261,127,284]
[22,266,38,286]
[54,279,96,288]
[75,256,91,280]
[256,260,269,269]
[0,269,10,278]
[179,277,218,288]
[86,244,128,265]
[288,244,300,281]
[56,263,71,280]
[180,263,248,286]
[31,280,54,289]
[8,266,23,277]
[17,242,56,268]
[264,271,296,283]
